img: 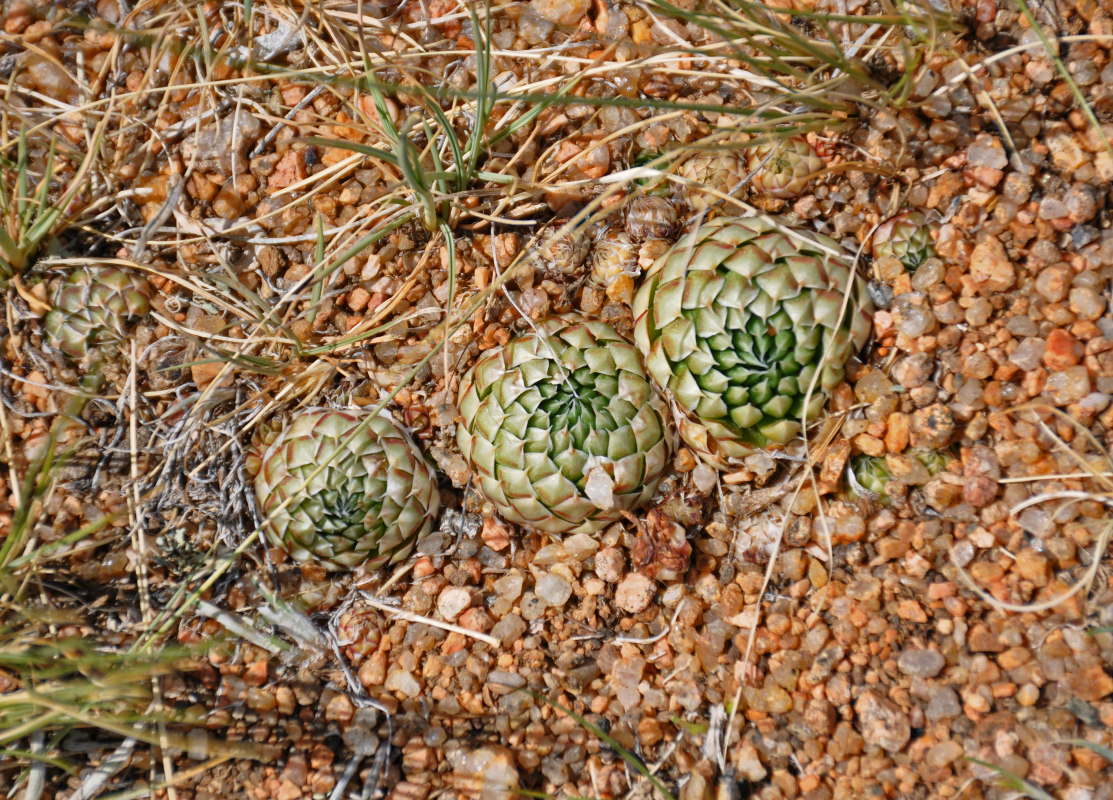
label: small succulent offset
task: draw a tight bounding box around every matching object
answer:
[847,450,951,504]
[872,210,936,272]
[633,216,873,467]
[537,223,589,276]
[44,266,151,361]
[624,195,677,242]
[743,136,825,199]
[251,408,440,570]
[590,228,640,290]
[678,136,823,211]
[457,317,671,535]
[677,148,748,212]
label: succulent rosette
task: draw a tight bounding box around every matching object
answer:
[872,210,936,271]
[590,229,639,289]
[633,216,873,466]
[456,318,671,535]
[625,195,678,241]
[677,149,748,212]
[678,136,823,210]
[744,136,824,199]
[44,266,151,361]
[847,450,952,504]
[252,408,440,570]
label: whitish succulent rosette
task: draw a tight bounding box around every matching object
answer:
[44,267,151,361]
[677,149,748,212]
[253,409,440,570]
[625,195,677,241]
[456,318,671,535]
[678,136,823,211]
[744,136,824,199]
[872,210,936,271]
[590,229,639,289]
[633,217,873,466]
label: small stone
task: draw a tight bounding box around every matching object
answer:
[348,287,371,312]
[854,690,911,753]
[458,607,493,634]
[520,592,546,621]
[854,369,894,403]
[925,740,964,768]
[1070,286,1106,320]
[1017,684,1040,706]
[898,648,946,678]
[692,463,717,494]
[732,742,768,782]
[615,573,655,614]
[535,574,572,607]
[886,453,930,484]
[594,547,624,583]
[892,292,936,337]
[449,747,520,800]
[963,477,998,507]
[1014,548,1050,586]
[925,687,962,719]
[212,186,244,220]
[385,670,421,698]
[268,149,307,190]
[275,780,301,800]
[530,0,590,25]
[437,587,471,622]
[490,613,527,645]
[1064,183,1099,223]
[910,404,955,449]
[968,624,1005,652]
[493,572,524,601]
[1010,337,1046,371]
[1067,665,1113,702]
[967,134,1008,169]
[532,543,567,566]
[1043,329,1083,370]
[893,353,934,388]
[563,533,600,560]
[1044,366,1091,405]
[1036,263,1071,302]
[1047,131,1087,173]
[969,238,1015,293]
[1018,507,1053,538]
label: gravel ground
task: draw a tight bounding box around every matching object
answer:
[2,0,1113,798]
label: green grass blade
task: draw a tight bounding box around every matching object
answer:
[16,127,28,229]
[1010,0,1113,159]
[304,137,397,166]
[307,213,325,324]
[418,91,466,191]
[1060,739,1113,763]
[965,758,1055,800]
[528,691,676,800]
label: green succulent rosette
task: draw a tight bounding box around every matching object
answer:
[254,408,440,570]
[847,450,952,504]
[456,317,671,535]
[633,216,873,466]
[44,267,151,361]
[872,210,936,271]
